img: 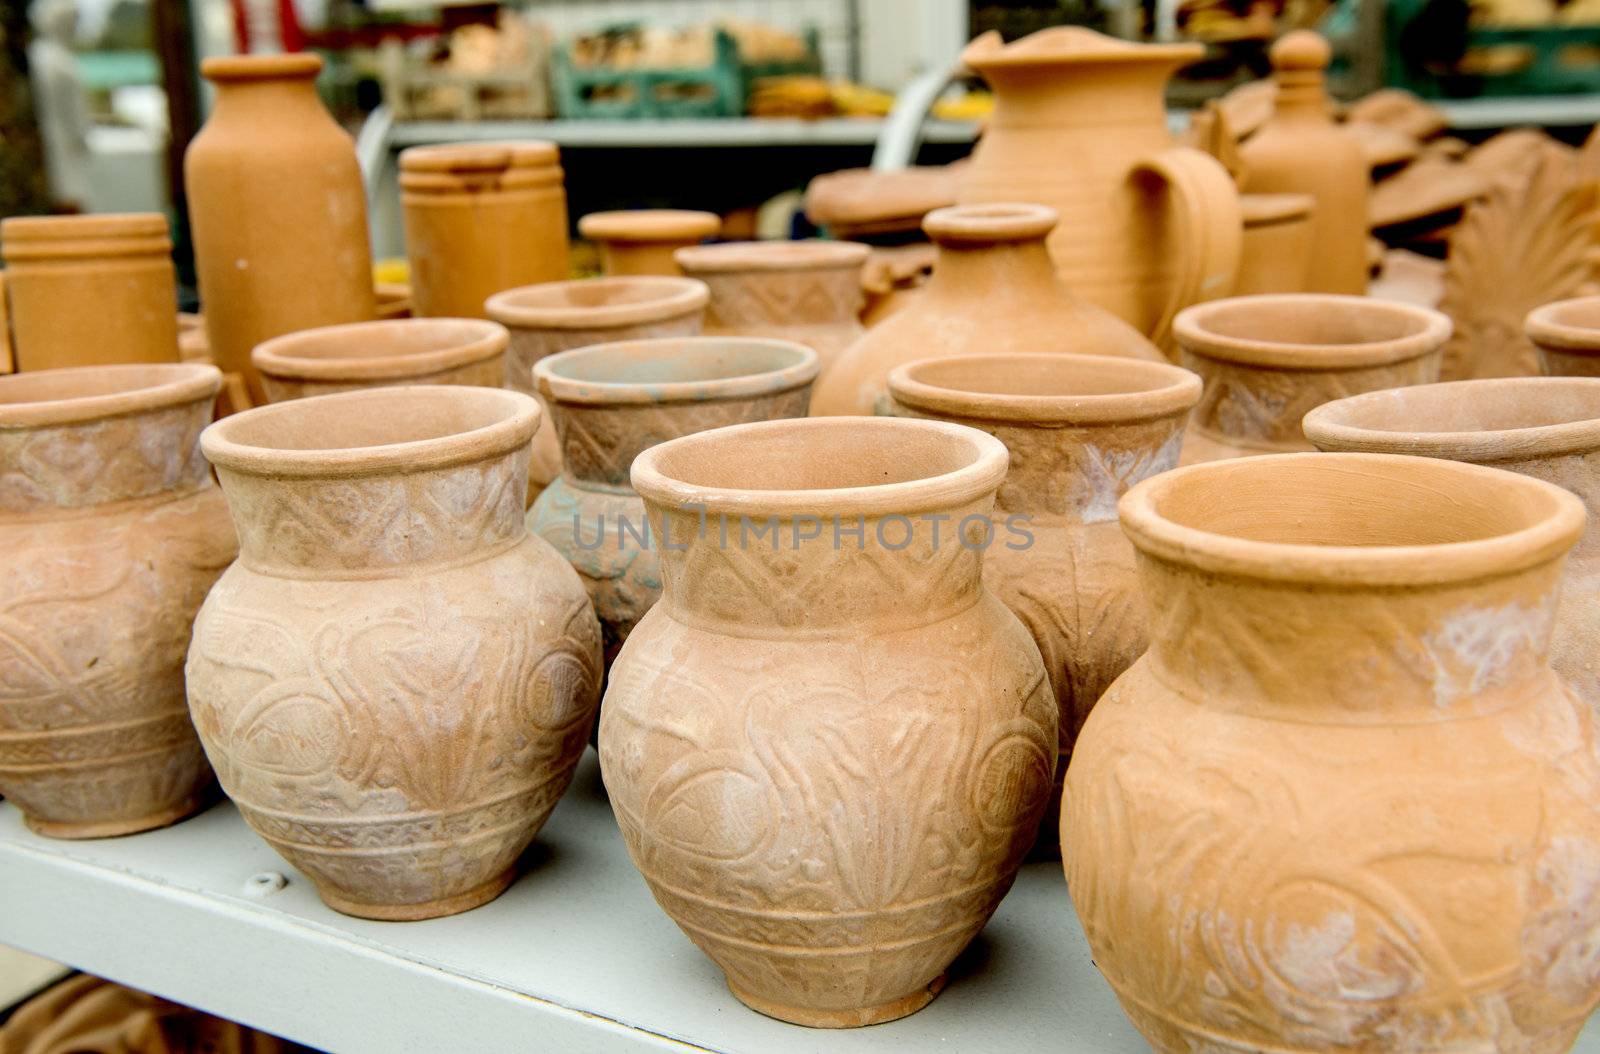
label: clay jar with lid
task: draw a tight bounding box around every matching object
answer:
[186,385,602,920]
[401,141,568,318]
[0,364,236,838]
[673,240,869,371]
[252,317,508,403]
[185,53,376,406]
[887,353,1200,851]
[0,213,179,370]
[1305,376,1600,712]
[529,336,818,669]
[578,210,721,276]
[1175,293,1451,462]
[813,203,1166,417]
[1527,294,1600,376]
[485,276,708,502]
[1065,452,1600,1052]
[601,416,1056,1027]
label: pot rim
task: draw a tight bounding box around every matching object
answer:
[1303,377,1600,462]
[0,363,222,429]
[1119,451,1585,587]
[632,416,1008,518]
[0,212,168,243]
[922,203,1057,245]
[484,276,709,331]
[201,52,322,82]
[398,140,558,174]
[201,385,540,479]
[578,209,721,243]
[1526,295,1600,352]
[888,353,1201,425]
[1174,294,1452,369]
[535,337,819,406]
[674,239,870,274]
[252,318,508,383]
[960,26,1202,70]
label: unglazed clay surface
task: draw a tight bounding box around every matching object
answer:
[1527,295,1600,378]
[252,317,509,403]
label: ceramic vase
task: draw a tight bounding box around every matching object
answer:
[601,416,1056,1027]
[578,210,721,276]
[813,203,1166,416]
[1065,451,1600,1052]
[400,141,568,319]
[887,353,1200,851]
[1305,376,1600,712]
[186,385,602,920]
[1175,293,1451,462]
[1233,193,1315,296]
[958,27,1241,344]
[185,53,376,406]
[0,214,180,371]
[1527,295,1600,376]
[529,336,819,669]
[0,364,236,838]
[252,317,508,402]
[1237,32,1369,295]
[485,276,709,502]
[673,240,869,371]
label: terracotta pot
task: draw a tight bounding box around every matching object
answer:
[1237,32,1369,294]
[1527,295,1600,376]
[813,204,1165,416]
[1232,193,1314,296]
[673,240,868,371]
[0,364,236,838]
[529,336,818,670]
[0,214,179,371]
[186,385,602,920]
[485,276,708,501]
[578,210,720,276]
[185,53,376,407]
[374,282,413,320]
[400,142,568,318]
[887,352,1200,851]
[958,27,1242,344]
[1175,293,1450,462]
[252,317,508,403]
[601,416,1056,1027]
[1065,451,1600,1053]
[1305,376,1600,712]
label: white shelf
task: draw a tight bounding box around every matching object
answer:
[1432,93,1600,128]
[387,117,980,149]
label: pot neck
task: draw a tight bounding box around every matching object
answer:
[1270,71,1333,121]
[989,416,1187,521]
[925,237,1062,302]
[700,269,862,329]
[552,401,703,491]
[980,63,1175,133]
[208,74,329,128]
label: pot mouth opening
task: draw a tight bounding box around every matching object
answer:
[632,416,1008,518]
[1526,295,1600,351]
[1175,294,1451,369]
[1303,378,1600,461]
[535,337,818,406]
[485,276,708,329]
[0,363,221,428]
[578,209,721,242]
[252,318,507,380]
[1120,452,1584,586]
[201,53,322,82]
[674,239,870,274]
[889,353,1201,424]
[202,385,539,478]
[923,203,1057,244]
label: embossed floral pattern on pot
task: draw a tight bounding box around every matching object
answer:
[252,317,509,403]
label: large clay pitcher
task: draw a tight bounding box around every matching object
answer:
[959,28,1242,345]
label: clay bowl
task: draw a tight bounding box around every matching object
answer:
[1527,295,1600,376]
[252,317,509,402]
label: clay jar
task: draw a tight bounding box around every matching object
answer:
[529,337,819,669]
[485,276,709,501]
[813,203,1166,416]
[185,54,376,406]
[1175,293,1451,462]
[673,240,869,371]
[186,386,602,920]
[400,142,568,318]
[1065,452,1600,1052]
[252,318,508,402]
[578,210,721,276]
[1232,193,1315,296]
[0,214,180,371]
[0,364,236,837]
[1527,295,1600,376]
[886,353,1200,850]
[1305,376,1600,711]
[601,416,1056,1027]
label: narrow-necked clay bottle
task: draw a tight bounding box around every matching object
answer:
[813,204,1166,416]
[1238,32,1368,295]
[1,214,179,370]
[252,317,508,402]
[400,142,568,318]
[1066,452,1600,1052]
[578,210,721,276]
[1175,293,1450,462]
[887,353,1200,853]
[185,53,375,406]
[1527,294,1600,376]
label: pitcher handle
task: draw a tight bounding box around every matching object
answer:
[1132,147,1242,350]
[0,272,12,374]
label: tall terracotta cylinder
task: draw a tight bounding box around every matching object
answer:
[1,213,179,371]
[185,53,376,406]
[400,142,569,318]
